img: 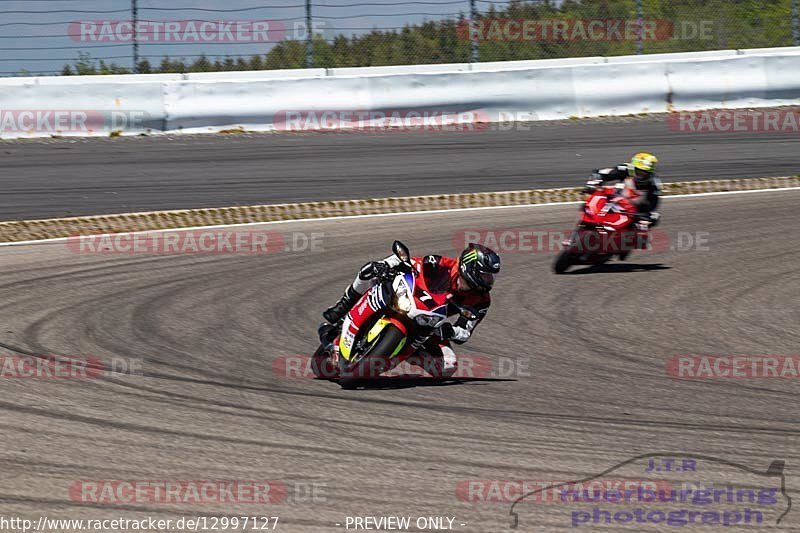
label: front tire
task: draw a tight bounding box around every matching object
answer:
[553,249,574,274]
[339,324,406,389]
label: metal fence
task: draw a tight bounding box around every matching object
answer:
[1,0,798,76]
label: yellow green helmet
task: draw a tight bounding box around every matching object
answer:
[629,152,658,185]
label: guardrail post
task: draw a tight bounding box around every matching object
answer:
[635,0,644,54]
[132,0,139,73]
[469,0,479,63]
[305,0,314,67]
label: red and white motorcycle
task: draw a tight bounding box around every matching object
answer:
[313,241,475,389]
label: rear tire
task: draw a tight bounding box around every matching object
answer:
[311,343,337,380]
[339,324,406,389]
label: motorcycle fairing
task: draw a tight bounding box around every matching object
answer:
[365,318,407,357]
[584,190,632,230]
[339,282,403,361]
[404,259,450,326]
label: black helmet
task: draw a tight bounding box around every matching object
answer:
[458,244,501,292]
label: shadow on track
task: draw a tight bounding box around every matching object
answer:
[324,376,517,390]
[565,263,671,275]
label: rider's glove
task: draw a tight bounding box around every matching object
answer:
[582,178,602,194]
[609,193,626,203]
[436,323,471,343]
[358,261,391,281]
[435,323,455,340]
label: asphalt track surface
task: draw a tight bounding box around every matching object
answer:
[2,117,799,221]
[1,189,799,531]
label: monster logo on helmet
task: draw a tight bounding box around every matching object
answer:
[462,249,478,264]
[459,244,501,292]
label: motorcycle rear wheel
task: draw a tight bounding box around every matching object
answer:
[311,342,338,380]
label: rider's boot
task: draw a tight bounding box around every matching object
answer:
[322,285,361,324]
[317,323,339,345]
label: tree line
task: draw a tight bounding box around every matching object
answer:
[60,0,795,75]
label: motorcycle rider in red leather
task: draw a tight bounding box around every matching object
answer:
[584,152,662,230]
[321,244,500,378]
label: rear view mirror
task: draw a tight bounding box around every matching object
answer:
[392,240,410,262]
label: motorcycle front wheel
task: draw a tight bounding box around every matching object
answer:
[339,324,406,389]
[553,249,575,274]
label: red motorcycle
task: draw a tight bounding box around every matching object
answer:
[313,241,475,389]
[553,185,650,274]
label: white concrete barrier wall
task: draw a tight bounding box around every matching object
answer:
[1,46,800,138]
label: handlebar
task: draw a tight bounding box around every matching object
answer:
[377,261,412,282]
